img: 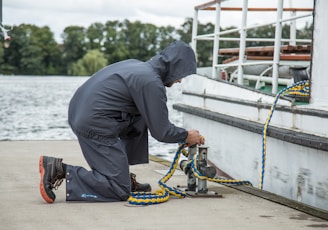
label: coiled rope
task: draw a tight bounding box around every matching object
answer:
[129,138,252,205]
[259,80,309,189]
[128,143,186,205]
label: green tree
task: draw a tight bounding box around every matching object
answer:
[103,20,161,64]
[177,17,193,43]
[33,26,63,75]
[157,25,178,50]
[2,24,61,75]
[86,22,105,50]
[0,18,314,76]
[62,26,87,74]
[297,22,313,44]
[68,49,107,76]
[19,37,43,75]
[120,20,158,61]
[0,39,5,71]
[1,25,25,74]
[245,24,309,47]
[177,18,215,67]
[103,20,129,64]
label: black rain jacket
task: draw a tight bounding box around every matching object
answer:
[68,41,196,163]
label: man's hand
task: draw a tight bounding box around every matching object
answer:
[185,129,205,147]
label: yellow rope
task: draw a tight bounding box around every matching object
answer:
[259,80,309,189]
[186,153,252,185]
[128,143,186,205]
[128,136,251,205]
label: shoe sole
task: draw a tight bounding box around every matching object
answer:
[39,156,54,203]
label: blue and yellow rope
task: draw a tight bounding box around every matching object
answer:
[128,143,186,205]
[192,154,252,185]
[129,139,252,205]
[181,152,252,186]
[259,80,309,189]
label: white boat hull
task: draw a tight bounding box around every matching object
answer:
[178,0,328,212]
[175,74,328,211]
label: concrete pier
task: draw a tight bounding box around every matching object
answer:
[0,141,327,230]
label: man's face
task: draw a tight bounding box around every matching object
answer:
[165,79,182,87]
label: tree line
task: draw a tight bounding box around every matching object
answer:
[0,18,312,76]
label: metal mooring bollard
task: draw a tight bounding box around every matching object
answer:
[178,146,222,198]
[179,145,197,191]
[187,145,197,191]
[197,147,208,193]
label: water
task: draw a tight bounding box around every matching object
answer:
[0,76,183,161]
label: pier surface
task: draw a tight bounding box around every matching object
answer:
[0,141,327,230]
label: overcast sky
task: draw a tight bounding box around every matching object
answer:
[3,0,313,43]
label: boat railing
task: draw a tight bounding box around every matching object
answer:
[191,0,313,93]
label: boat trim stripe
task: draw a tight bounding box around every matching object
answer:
[173,103,328,151]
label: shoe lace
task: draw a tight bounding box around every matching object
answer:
[49,161,65,190]
[53,178,64,190]
[47,175,64,190]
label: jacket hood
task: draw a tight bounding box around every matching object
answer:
[147,41,196,85]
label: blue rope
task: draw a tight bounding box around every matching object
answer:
[128,143,186,205]
[259,80,309,189]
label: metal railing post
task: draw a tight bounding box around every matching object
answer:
[191,9,198,52]
[212,2,221,79]
[272,0,284,94]
[290,12,296,45]
[237,0,248,85]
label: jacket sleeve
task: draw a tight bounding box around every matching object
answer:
[132,80,188,143]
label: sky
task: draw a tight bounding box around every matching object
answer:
[2,0,313,43]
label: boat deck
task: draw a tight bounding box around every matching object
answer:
[1,140,327,229]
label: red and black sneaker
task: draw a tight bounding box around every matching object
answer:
[130,172,151,192]
[39,156,65,203]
